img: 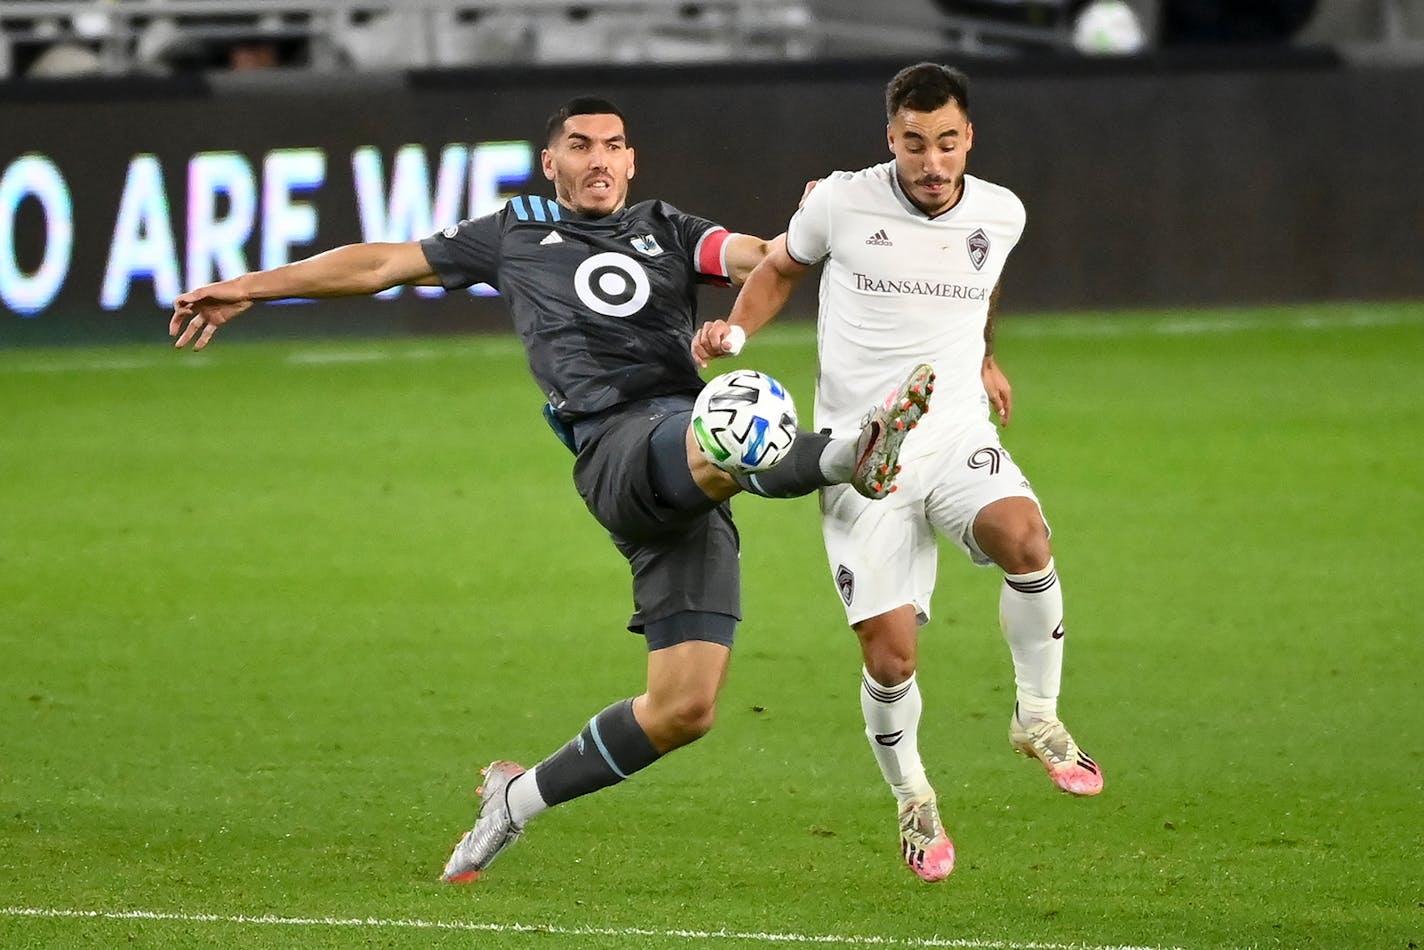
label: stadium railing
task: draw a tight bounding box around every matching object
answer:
[0,0,1072,79]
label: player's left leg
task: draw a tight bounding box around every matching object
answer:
[971,497,1103,796]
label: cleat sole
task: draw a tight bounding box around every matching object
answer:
[443,870,481,884]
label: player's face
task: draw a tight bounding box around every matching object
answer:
[543,113,636,216]
[887,100,974,217]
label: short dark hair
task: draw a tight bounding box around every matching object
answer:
[885,63,970,120]
[545,96,627,145]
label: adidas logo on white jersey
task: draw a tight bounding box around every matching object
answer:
[865,229,893,246]
[540,231,563,246]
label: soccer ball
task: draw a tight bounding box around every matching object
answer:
[692,369,798,474]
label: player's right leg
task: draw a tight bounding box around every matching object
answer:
[855,606,955,883]
[680,363,935,503]
[444,403,743,882]
[823,474,952,882]
[441,635,731,883]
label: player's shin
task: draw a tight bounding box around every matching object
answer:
[733,430,844,498]
[525,698,663,815]
[860,668,932,802]
[999,559,1064,724]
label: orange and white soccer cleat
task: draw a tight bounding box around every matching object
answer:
[852,363,935,499]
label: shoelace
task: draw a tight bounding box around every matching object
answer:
[900,801,943,845]
[1024,720,1076,764]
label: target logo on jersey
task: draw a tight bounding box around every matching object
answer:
[692,370,799,474]
[573,252,651,317]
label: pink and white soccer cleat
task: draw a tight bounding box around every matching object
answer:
[898,795,955,882]
[1009,713,1104,796]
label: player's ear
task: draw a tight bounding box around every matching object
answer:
[540,148,555,182]
[885,123,894,155]
[964,122,974,152]
[626,147,636,180]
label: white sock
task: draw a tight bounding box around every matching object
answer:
[860,668,933,804]
[1000,558,1064,725]
[505,766,550,826]
[818,437,857,483]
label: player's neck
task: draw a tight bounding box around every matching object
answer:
[556,198,627,221]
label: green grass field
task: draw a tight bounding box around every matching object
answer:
[2,302,1421,950]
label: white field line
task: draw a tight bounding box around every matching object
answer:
[3,306,1419,375]
[0,906,1202,950]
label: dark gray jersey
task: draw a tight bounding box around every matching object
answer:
[420,196,734,420]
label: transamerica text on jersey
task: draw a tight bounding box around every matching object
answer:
[852,272,988,300]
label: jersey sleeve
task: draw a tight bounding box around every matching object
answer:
[419,208,504,290]
[667,206,734,286]
[785,175,835,266]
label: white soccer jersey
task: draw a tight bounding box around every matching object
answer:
[786,163,1025,452]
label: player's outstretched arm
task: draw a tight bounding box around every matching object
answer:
[692,238,809,367]
[170,241,440,351]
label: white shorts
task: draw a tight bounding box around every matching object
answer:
[820,420,1046,626]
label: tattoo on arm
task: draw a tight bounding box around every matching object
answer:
[985,280,1002,357]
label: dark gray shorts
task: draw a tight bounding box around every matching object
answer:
[571,398,741,637]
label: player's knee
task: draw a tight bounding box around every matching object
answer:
[662,696,718,745]
[854,613,918,684]
[863,647,916,686]
[998,520,1051,574]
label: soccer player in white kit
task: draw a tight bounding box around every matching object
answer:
[693,63,1103,883]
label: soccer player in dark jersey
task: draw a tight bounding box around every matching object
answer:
[169,96,934,882]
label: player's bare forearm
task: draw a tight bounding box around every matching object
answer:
[730,241,807,334]
[723,232,783,286]
[171,241,439,351]
[238,242,439,301]
[692,241,808,366]
[984,279,1002,357]
[982,280,1011,424]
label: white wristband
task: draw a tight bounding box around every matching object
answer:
[724,325,746,355]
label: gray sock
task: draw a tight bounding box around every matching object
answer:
[533,699,662,807]
[734,430,842,498]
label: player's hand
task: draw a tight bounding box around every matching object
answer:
[799,178,822,208]
[691,319,744,368]
[982,355,1012,426]
[170,279,253,351]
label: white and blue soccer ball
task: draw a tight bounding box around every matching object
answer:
[692,369,798,474]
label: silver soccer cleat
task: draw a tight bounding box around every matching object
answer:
[439,760,527,882]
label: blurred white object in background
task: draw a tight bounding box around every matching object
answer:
[1072,0,1146,54]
